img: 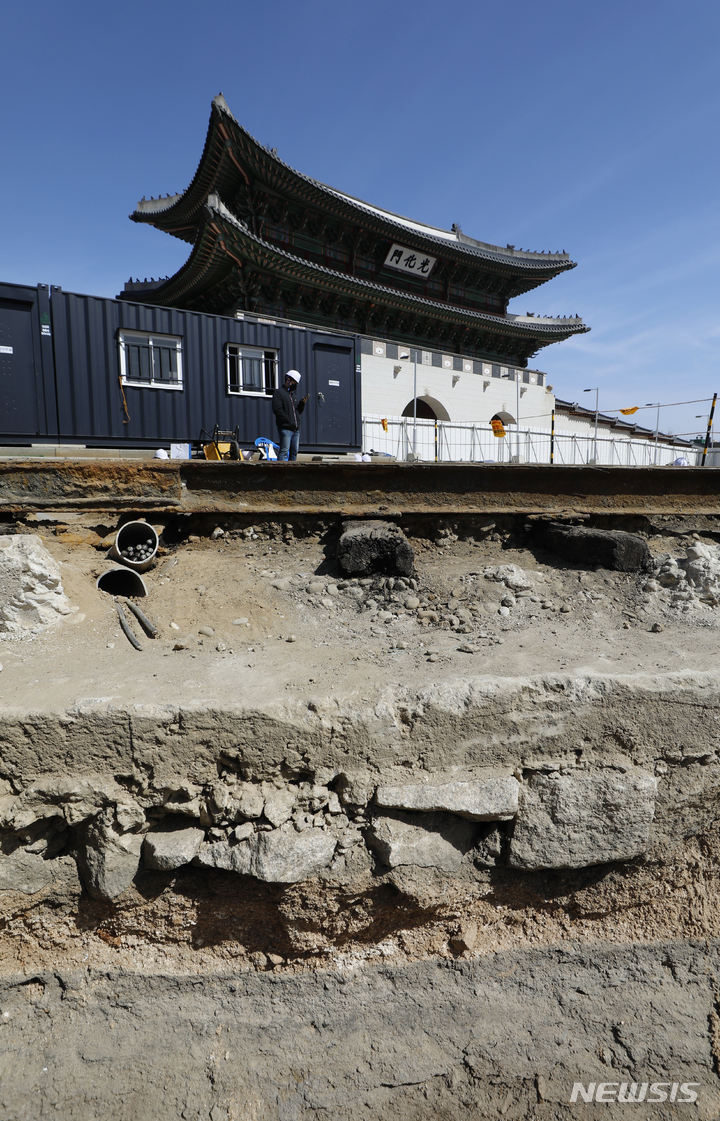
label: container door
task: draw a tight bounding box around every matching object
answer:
[0,296,41,436]
[313,343,354,446]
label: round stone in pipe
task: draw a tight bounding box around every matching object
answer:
[109,520,159,572]
[375,774,519,821]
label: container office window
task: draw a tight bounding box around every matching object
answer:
[226,345,278,396]
[118,330,183,390]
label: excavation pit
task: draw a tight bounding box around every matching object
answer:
[3,507,720,1119]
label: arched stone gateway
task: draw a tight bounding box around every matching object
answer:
[402,396,451,421]
[491,409,516,426]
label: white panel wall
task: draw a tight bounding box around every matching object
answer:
[360,351,554,428]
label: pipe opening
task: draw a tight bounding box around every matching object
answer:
[96,569,148,598]
[113,521,159,570]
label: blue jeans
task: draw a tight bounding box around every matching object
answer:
[278,428,300,462]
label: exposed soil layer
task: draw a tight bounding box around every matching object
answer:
[2,941,719,1120]
[3,514,720,1118]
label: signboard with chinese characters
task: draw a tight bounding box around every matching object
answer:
[384,244,437,278]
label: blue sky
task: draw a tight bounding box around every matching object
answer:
[2,0,719,438]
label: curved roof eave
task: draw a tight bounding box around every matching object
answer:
[147,196,589,344]
[131,94,578,278]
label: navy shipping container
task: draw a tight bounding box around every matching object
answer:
[0,282,58,442]
[0,282,361,453]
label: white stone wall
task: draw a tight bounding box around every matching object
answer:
[554,410,681,449]
[553,412,622,436]
[360,350,554,428]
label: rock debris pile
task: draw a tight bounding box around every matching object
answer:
[265,560,567,637]
[0,535,76,632]
[646,539,720,611]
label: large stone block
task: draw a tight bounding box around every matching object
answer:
[376,775,519,821]
[195,842,251,874]
[77,824,142,901]
[249,828,337,883]
[337,520,414,576]
[262,787,296,827]
[367,810,478,872]
[143,824,205,871]
[0,848,56,894]
[195,827,337,883]
[194,839,252,875]
[508,768,658,870]
[532,523,652,572]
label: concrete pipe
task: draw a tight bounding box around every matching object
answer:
[110,520,159,572]
[96,567,148,598]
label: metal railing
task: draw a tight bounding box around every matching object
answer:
[362,415,700,466]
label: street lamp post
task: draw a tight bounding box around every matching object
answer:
[583,387,599,463]
[412,349,418,461]
[646,402,661,465]
[399,348,417,461]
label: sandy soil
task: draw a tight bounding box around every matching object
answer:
[1,521,717,714]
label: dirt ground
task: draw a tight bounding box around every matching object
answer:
[1,517,718,714]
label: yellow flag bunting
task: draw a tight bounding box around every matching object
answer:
[491,418,506,437]
[619,407,639,415]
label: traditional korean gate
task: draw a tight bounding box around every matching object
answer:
[313,342,355,446]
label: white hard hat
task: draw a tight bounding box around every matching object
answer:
[154,448,169,459]
[285,369,301,383]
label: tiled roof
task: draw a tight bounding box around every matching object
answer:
[132,95,579,281]
[144,194,589,346]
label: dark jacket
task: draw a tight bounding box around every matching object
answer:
[272,385,306,432]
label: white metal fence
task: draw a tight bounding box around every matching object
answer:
[362,415,700,467]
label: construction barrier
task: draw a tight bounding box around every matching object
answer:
[362,415,700,467]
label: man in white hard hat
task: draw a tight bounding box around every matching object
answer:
[272,370,308,462]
